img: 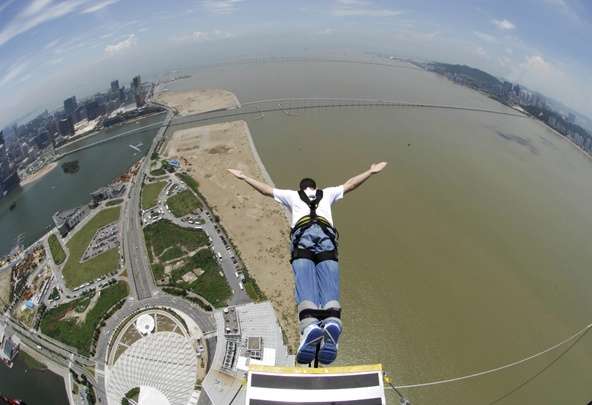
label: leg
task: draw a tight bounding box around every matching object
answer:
[291,258,320,332]
[314,225,341,325]
[292,257,324,364]
[316,259,341,326]
[316,259,342,364]
[313,227,342,364]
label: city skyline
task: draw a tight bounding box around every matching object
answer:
[0,0,591,127]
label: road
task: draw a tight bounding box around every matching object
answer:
[2,314,93,367]
[123,109,174,300]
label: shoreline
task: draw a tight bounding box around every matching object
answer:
[429,69,592,162]
[530,116,592,161]
[19,162,58,186]
[55,111,166,153]
[163,108,298,349]
[154,88,240,116]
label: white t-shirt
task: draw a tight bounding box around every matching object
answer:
[273,186,345,228]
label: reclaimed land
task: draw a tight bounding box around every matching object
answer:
[167,189,202,217]
[141,181,166,209]
[164,117,298,348]
[48,234,66,265]
[154,88,239,116]
[144,219,231,307]
[62,207,121,289]
[40,281,128,355]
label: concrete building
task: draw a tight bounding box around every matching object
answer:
[105,309,202,405]
[0,132,20,198]
[131,75,145,107]
[85,100,103,121]
[202,302,294,405]
[64,96,78,120]
[90,182,126,207]
[110,80,119,93]
[33,130,51,149]
[52,205,90,236]
[0,321,20,368]
[58,117,75,136]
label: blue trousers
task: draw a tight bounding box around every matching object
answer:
[291,224,342,332]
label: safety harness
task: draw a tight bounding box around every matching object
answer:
[290,189,339,264]
[299,307,342,322]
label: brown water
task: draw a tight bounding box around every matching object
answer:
[3,59,592,404]
[172,60,592,404]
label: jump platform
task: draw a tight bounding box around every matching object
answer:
[246,364,386,405]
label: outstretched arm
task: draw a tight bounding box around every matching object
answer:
[227,169,274,197]
[343,162,387,194]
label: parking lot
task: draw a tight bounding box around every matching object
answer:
[80,222,120,263]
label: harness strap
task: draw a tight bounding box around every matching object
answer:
[291,248,338,264]
[298,189,323,218]
[293,214,334,231]
[291,188,340,262]
[299,308,342,322]
[314,250,338,263]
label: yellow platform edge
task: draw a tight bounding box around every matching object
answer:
[248,363,383,374]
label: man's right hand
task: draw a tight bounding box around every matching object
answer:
[369,161,387,174]
[227,169,245,179]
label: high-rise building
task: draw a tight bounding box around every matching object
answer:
[119,87,126,103]
[64,96,78,118]
[74,105,86,122]
[85,100,104,120]
[0,131,20,197]
[131,75,145,107]
[58,117,75,136]
[131,75,141,91]
[33,130,51,149]
[111,80,120,92]
[0,132,9,181]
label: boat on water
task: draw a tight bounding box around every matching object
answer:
[8,202,16,210]
[0,395,26,405]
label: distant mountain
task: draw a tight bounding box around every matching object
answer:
[423,60,592,155]
[542,96,592,133]
[424,61,592,133]
[429,63,502,87]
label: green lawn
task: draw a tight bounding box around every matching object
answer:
[143,219,229,306]
[160,245,185,262]
[176,173,199,194]
[40,282,128,355]
[143,220,208,260]
[62,207,121,289]
[21,351,47,370]
[141,181,166,209]
[151,263,165,282]
[48,234,66,265]
[105,199,123,207]
[150,168,166,177]
[167,190,201,217]
[167,249,231,307]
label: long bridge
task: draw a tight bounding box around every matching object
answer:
[174,97,525,125]
[183,56,424,72]
[52,98,525,158]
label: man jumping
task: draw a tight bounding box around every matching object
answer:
[227,161,387,364]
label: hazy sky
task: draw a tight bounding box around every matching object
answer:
[0,0,591,127]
